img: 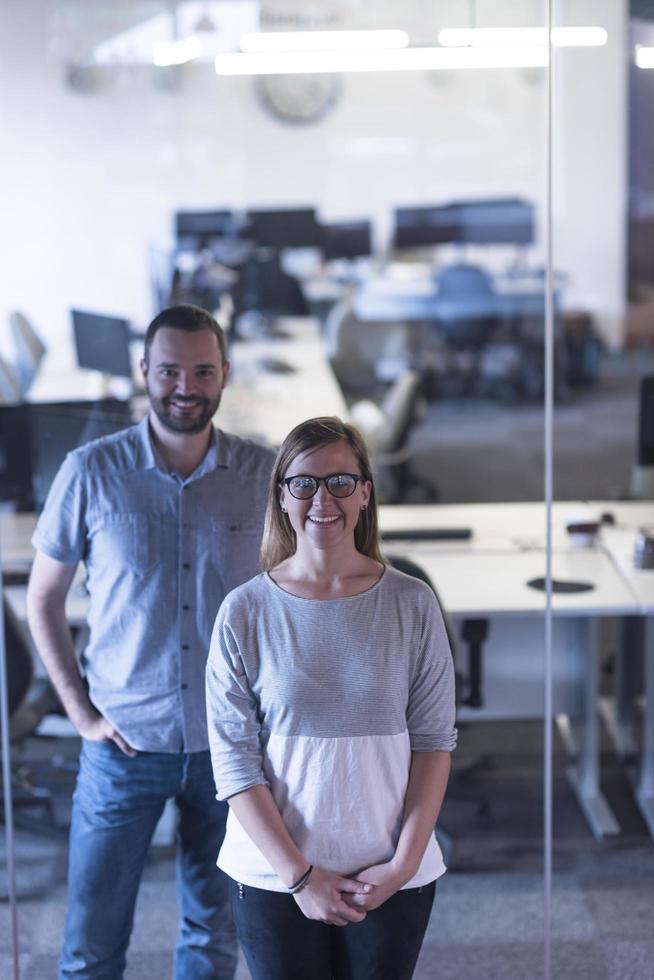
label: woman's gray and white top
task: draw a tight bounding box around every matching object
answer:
[206,566,457,892]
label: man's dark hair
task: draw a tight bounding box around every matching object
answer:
[143,305,228,364]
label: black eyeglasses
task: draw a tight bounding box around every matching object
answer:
[280,473,365,500]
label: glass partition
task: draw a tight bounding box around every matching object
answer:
[550,1,654,978]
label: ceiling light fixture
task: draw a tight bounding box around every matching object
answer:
[215,45,550,76]
[635,45,654,68]
[438,26,607,48]
[153,37,202,67]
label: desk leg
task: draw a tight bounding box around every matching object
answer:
[635,615,654,837]
[599,617,642,760]
[566,618,620,839]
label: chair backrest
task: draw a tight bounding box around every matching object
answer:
[325,292,412,394]
[630,375,654,499]
[437,262,494,300]
[0,354,21,403]
[386,554,456,654]
[9,311,46,394]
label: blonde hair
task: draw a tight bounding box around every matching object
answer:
[260,416,385,571]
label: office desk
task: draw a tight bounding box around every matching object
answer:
[29,345,137,403]
[599,524,654,835]
[379,501,647,839]
[0,512,38,577]
[353,270,553,324]
[218,317,348,446]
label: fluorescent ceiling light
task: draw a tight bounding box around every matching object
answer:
[438,26,607,48]
[215,46,549,76]
[153,37,202,66]
[635,45,654,68]
[240,29,409,52]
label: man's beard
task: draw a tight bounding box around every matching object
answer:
[147,390,222,434]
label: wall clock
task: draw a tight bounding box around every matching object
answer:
[257,73,340,124]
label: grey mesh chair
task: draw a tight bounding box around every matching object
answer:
[9,311,46,395]
[0,354,21,403]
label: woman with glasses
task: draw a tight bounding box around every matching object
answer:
[206,416,456,980]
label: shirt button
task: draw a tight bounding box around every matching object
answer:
[182,604,190,611]
[182,644,189,651]
[181,683,188,690]
[183,563,190,570]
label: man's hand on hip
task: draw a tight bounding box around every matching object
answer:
[79,712,137,757]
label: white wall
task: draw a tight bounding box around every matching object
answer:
[0,0,627,351]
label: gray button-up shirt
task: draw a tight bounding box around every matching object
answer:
[32,416,274,753]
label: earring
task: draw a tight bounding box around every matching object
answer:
[281,506,287,513]
[361,505,367,511]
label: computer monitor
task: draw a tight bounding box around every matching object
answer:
[393,198,535,249]
[0,399,132,511]
[245,208,321,249]
[72,309,133,380]
[0,405,32,510]
[321,220,372,260]
[28,399,132,511]
[456,198,534,246]
[175,210,235,249]
[393,205,461,249]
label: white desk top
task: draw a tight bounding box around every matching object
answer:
[3,502,646,623]
[378,501,629,553]
[218,317,348,447]
[397,547,639,619]
[601,526,654,613]
[29,345,137,403]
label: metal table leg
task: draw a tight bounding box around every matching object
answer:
[599,616,643,760]
[566,617,620,839]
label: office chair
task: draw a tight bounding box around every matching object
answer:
[350,370,438,503]
[435,263,498,349]
[324,291,413,396]
[630,375,654,499]
[0,354,21,403]
[385,556,491,864]
[9,311,46,395]
[0,598,62,830]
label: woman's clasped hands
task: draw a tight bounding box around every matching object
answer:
[292,867,373,926]
[293,860,411,924]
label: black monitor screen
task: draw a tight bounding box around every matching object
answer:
[245,208,320,248]
[394,198,534,248]
[0,399,132,511]
[322,221,372,260]
[393,205,461,249]
[33,400,132,511]
[72,310,133,379]
[175,210,235,247]
[0,405,32,509]
[456,198,534,245]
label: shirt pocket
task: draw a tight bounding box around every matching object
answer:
[211,518,262,593]
[91,513,160,578]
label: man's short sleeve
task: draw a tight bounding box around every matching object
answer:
[31,452,87,564]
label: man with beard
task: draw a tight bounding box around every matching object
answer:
[27,305,274,979]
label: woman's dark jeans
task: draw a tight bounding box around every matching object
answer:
[230,878,436,980]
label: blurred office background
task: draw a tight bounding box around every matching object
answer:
[1,1,654,978]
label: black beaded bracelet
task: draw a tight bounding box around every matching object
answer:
[288,865,313,894]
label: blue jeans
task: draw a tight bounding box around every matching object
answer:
[230,879,436,980]
[60,740,236,980]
